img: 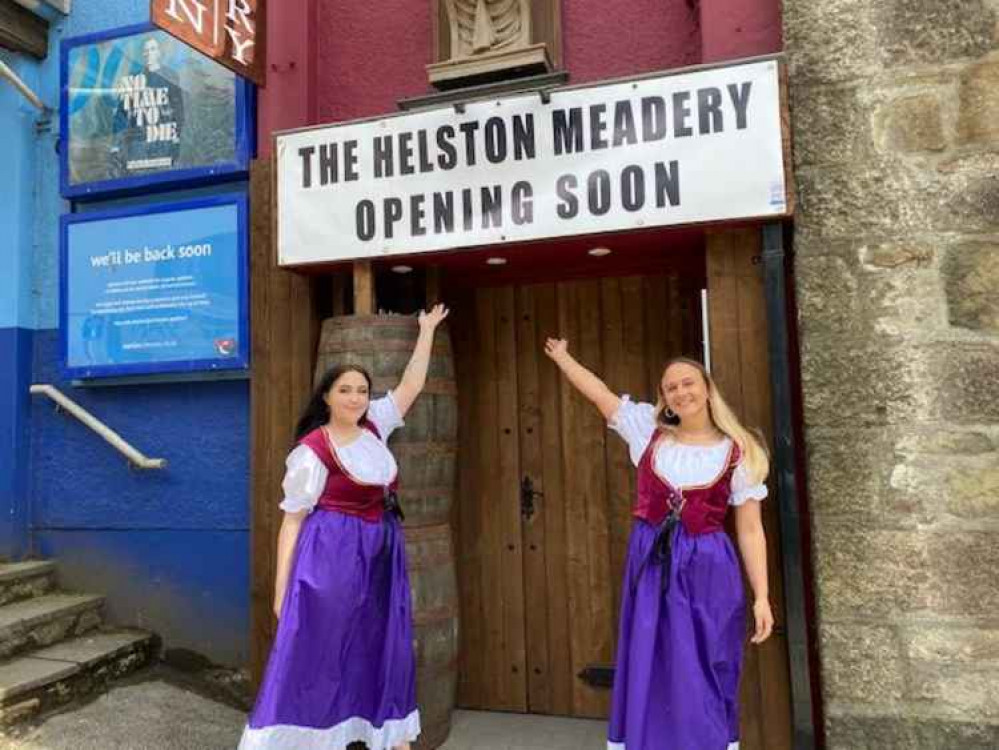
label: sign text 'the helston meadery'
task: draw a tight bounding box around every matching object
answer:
[276,59,789,265]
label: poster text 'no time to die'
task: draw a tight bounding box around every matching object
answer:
[296,82,753,241]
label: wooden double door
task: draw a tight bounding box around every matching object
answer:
[449,235,793,748]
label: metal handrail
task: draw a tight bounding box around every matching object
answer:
[30,384,167,470]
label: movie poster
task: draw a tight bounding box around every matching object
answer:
[62,26,249,196]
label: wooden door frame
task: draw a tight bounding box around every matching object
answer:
[246,204,820,745]
[707,224,819,750]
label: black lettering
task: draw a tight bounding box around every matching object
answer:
[356,200,375,241]
[298,145,315,188]
[553,108,584,155]
[410,194,426,236]
[613,100,638,147]
[641,97,667,141]
[672,92,693,137]
[588,170,612,215]
[481,185,502,229]
[318,143,337,185]
[728,82,752,129]
[655,160,681,207]
[384,197,403,239]
[512,114,536,161]
[511,181,533,225]
[373,135,393,178]
[417,130,434,173]
[484,117,507,164]
[621,165,645,211]
[344,140,359,181]
[458,121,479,166]
[698,88,724,134]
[433,192,454,233]
[398,131,415,176]
[436,126,457,170]
[461,188,474,231]
[590,104,608,150]
[556,174,578,219]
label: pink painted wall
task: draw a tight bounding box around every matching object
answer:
[699,0,782,62]
[562,0,702,84]
[257,0,781,153]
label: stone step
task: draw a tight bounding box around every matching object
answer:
[0,593,104,661]
[0,629,157,725]
[0,561,57,607]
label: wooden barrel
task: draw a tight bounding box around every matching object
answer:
[405,523,459,750]
[315,315,458,750]
[315,315,457,528]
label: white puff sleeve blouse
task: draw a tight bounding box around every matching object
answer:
[608,396,767,506]
[278,392,406,513]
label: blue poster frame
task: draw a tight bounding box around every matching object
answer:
[59,194,250,380]
[59,22,255,201]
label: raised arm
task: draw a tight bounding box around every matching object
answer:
[544,338,621,420]
[393,304,450,418]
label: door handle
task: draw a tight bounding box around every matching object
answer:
[520,476,542,520]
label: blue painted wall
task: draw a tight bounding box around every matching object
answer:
[0,1,251,665]
[0,46,38,558]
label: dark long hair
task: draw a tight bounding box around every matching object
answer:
[293,364,374,442]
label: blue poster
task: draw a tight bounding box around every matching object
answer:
[61,196,249,379]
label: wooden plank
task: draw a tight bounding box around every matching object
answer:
[249,159,274,685]
[426,266,442,306]
[557,280,604,717]
[732,234,793,750]
[599,279,631,654]
[331,273,348,317]
[516,284,552,714]
[779,63,797,217]
[474,287,509,709]
[576,279,613,718]
[706,228,795,750]
[353,260,374,314]
[0,0,48,59]
[535,282,573,716]
[642,275,669,403]
[495,285,528,711]
[452,288,486,709]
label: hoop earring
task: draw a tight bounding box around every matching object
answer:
[664,407,677,421]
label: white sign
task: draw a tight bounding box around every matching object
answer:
[276,59,788,267]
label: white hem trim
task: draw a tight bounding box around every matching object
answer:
[608,742,738,749]
[239,709,420,750]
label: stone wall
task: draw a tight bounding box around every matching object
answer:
[784,1,999,747]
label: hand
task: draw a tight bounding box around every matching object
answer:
[273,591,285,620]
[418,303,449,331]
[544,338,569,363]
[751,598,774,644]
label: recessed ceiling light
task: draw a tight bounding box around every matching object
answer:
[485,257,507,266]
[391,265,413,274]
[588,247,612,257]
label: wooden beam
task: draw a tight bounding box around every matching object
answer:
[426,266,441,306]
[331,272,348,316]
[353,260,374,315]
[0,0,49,59]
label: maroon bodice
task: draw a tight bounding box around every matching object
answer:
[298,423,399,523]
[634,431,741,534]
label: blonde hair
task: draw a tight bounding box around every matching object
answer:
[654,357,769,485]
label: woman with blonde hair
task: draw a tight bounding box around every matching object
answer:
[544,341,773,750]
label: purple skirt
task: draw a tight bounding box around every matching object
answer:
[608,520,745,750]
[239,510,420,750]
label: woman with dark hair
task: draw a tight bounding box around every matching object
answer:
[239,304,449,750]
[544,340,773,750]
